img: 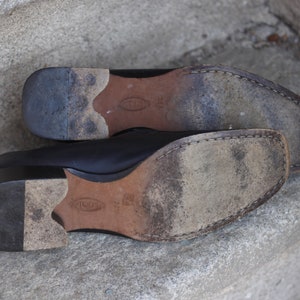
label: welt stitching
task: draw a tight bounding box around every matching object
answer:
[142,176,286,240]
[149,133,287,240]
[189,69,300,106]
[156,134,285,161]
[175,177,285,239]
[170,176,286,239]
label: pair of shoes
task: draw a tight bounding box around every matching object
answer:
[23,65,300,170]
[0,65,298,251]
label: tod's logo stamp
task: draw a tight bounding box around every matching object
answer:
[119,97,150,111]
[71,198,105,212]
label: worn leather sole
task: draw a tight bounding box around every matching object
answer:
[0,129,289,251]
[22,65,300,171]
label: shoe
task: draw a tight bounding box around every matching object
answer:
[22,65,300,172]
[0,129,289,251]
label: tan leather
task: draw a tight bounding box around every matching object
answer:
[51,129,289,243]
[23,66,300,171]
[92,66,300,171]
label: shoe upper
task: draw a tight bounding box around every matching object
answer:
[0,129,199,182]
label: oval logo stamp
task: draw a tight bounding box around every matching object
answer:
[71,198,105,212]
[119,97,150,111]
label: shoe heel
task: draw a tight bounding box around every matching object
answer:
[0,179,68,251]
[22,67,109,140]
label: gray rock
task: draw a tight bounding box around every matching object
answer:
[0,0,33,15]
[269,0,300,35]
[0,173,299,299]
[0,0,300,299]
[0,0,278,153]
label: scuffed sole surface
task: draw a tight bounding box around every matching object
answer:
[0,129,289,251]
[22,65,300,170]
[54,129,289,242]
[0,179,68,251]
[0,181,25,251]
[22,67,109,140]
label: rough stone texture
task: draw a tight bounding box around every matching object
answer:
[0,0,34,15]
[0,0,300,299]
[0,0,278,153]
[0,173,299,299]
[269,0,300,35]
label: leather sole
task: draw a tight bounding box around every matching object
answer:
[0,129,289,251]
[22,65,300,172]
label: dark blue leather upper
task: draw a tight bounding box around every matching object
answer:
[0,129,200,182]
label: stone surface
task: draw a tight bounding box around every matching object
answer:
[0,0,33,15]
[0,173,299,299]
[0,0,300,299]
[0,0,278,153]
[269,0,300,35]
